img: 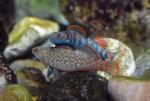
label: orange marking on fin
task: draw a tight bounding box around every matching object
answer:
[67,25,86,37]
[94,37,107,48]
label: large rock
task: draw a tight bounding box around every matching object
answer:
[97,38,136,79]
[38,72,115,101]
[10,59,45,73]
[16,67,47,96]
[10,59,47,96]
[108,76,150,101]
[10,59,56,82]
[4,17,59,60]
[104,38,136,76]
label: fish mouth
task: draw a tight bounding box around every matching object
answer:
[32,47,50,66]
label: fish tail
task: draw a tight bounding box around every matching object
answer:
[94,60,120,76]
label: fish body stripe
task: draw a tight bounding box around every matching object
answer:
[67,30,83,48]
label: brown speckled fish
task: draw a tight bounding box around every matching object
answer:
[32,46,119,76]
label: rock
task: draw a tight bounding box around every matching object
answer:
[10,59,45,73]
[132,49,150,78]
[16,67,47,96]
[37,72,114,101]
[104,38,136,76]
[4,17,59,60]
[0,84,32,101]
[9,59,58,82]
[108,75,150,101]
[143,0,150,8]
[9,59,48,96]
[97,38,136,79]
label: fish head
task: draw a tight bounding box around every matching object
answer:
[32,46,50,65]
[49,31,70,45]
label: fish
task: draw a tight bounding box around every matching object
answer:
[32,46,119,76]
[67,25,107,49]
[49,25,115,61]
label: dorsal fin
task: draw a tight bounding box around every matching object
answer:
[78,43,102,61]
[67,25,86,37]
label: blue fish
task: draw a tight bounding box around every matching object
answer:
[49,27,115,61]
